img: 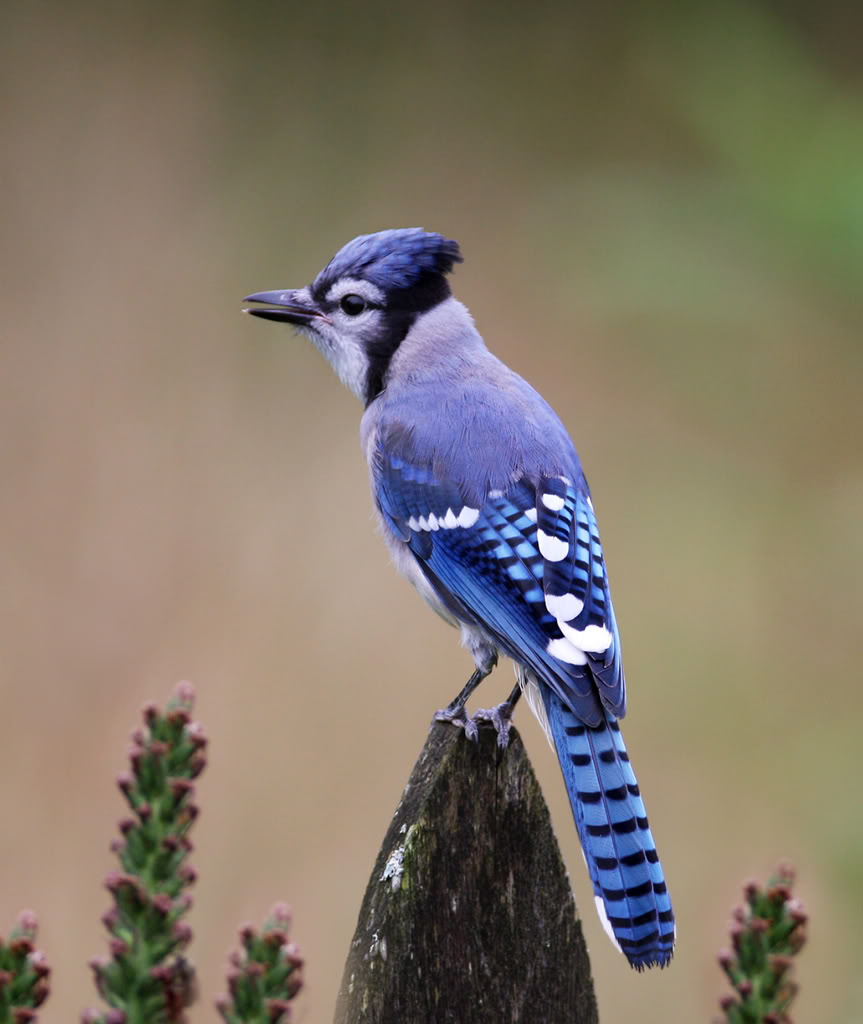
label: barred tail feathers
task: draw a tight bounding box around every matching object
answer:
[542,687,675,969]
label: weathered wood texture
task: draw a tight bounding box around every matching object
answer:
[334,721,599,1024]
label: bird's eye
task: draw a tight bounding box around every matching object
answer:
[340,294,367,316]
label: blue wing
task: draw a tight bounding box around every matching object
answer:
[374,436,678,970]
[375,449,625,727]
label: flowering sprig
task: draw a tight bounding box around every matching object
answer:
[83,682,206,1024]
[0,911,50,1023]
[716,863,807,1024]
[215,903,304,1023]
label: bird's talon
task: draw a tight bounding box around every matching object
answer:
[472,703,514,748]
[434,705,479,742]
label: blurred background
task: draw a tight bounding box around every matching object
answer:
[2,0,862,1019]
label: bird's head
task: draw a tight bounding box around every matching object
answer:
[244,228,462,403]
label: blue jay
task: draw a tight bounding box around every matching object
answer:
[244,229,674,969]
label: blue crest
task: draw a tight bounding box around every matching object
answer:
[313,228,462,294]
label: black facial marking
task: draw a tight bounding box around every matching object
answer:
[364,272,451,404]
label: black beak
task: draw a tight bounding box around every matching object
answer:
[242,289,326,326]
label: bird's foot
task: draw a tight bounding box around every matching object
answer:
[470,700,516,749]
[433,703,479,742]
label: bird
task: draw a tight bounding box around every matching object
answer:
[243,228,675,969]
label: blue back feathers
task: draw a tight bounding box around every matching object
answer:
[313,228,462,294]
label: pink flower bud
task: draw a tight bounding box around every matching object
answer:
[105,872,138,895]
[152,893,174,916]
[27,950,50,978]
[185,721,207,748]
[178,803,200,824]
[766,884,791,905]
[265,998,293,1021]
[170,778,194,800]
[281,943,304,968]
[787,899,807,926]
[174,680,195,706]
[271,902,292,926]
[117,773,135,799]
[32,977,50,1007]
[14,910,38,937]
[179,865,198,885]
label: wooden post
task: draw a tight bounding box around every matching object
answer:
[334,721,599,1024]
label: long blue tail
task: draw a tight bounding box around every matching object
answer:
[542,687,675,969]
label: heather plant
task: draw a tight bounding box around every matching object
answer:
[715,864,807,1024]
[0,682,303,1023]
[0,911,50,1023]
[215,903,304,1024]
[82,682,205,1023]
